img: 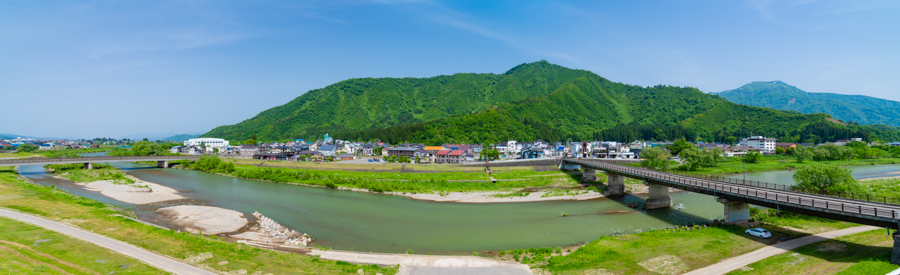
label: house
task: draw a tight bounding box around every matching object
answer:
[739,136,776,153]
[435,150,451,164]
[387,147,418,158]
[297,150,322,161]
[446,150,465,164]
[722,146,760,157]
[520,146,545,159]
[338,153,356,161]
[891,142,900,147]
[318,145,337,157]
[240,145,258,157]
[359,143,375,155]
[775,143,797,149]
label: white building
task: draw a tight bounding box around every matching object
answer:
[739,136,776,153]
[184,138,229,148]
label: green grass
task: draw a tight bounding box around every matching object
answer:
[0,171,398,274]
[0,217,167,274]
[862,178,900,198]
[44,164,136,185]
[727,229,895,275]
[537,225,769,274]
[751,208,857,235]
[679,156,900,176]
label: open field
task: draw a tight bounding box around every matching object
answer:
[0,216,167,274]
[727,229,896,275]
[0,152,41,159]
[0,170,398,274]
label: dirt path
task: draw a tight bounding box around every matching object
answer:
[309,250,532,275]
[0,208,216,275]
[683,225,879,275]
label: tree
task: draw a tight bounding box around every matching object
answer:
[680,147,704,171]
[669,138,694,156]
[639,147,670,170]
[725,136,738,147]
[890,146,900,157]
[17,144,38,153]
[813,148,830,161]
[793,163,862,194]
[744,151,762,164]
[701,147,723,167]
[775,147,785,155]
[794,145,814,163]
[243,138,257,145]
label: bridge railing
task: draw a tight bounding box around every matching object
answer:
[0,155,200,164]
[574,159,900,220]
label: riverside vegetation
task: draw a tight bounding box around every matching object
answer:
[0,167,397,274]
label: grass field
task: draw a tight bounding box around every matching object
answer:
[230,157,538,173]
[0,217,167,274]
[727,229,896,275]
[675,155,900,176]
[0,171,397,274]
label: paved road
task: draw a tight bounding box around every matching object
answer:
[0,208,217,275]
[683,225,879,275]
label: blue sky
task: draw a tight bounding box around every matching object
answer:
[2,0,898,139]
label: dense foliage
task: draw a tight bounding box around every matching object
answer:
[792,163,862,194]
[205,61,900,144]
[639,147,670,170]
[16,144,37,153]
[108,141,180,156]
[188,155,235,174]
[715,81,900,127]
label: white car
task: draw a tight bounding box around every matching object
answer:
[745,228,772,239]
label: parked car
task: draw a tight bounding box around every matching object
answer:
[745,228,771,239]
[368,159,374,162]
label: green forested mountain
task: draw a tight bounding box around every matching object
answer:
[161,134,199,142]
[203,61,592,142]
[204,61,900,144]
[713,81,900,127]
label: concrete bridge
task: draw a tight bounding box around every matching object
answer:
[564,158,900,227]
[0,155,201,169]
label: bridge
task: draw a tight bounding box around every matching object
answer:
[0,155,201,169]
[563,158,900,263]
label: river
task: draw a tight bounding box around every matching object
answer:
[15,159,900,254]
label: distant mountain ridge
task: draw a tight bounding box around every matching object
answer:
[713,81,900,127]
[203,62,900,143]
[161,134,200,142]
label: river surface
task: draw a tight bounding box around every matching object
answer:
[16,160,900,254]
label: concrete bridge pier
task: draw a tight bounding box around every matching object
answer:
[716,197,750,222]
[581,168,598,182]
[605,172,625,196]
[83,163,93,170]
[156,160,169,168]
[892,232,900,265]
[644,181,672,209]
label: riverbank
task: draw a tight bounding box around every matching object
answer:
[661,156,900,177]
[0,169,397,274]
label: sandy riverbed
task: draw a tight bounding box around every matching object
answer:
[157,205,249,235]
[82,179,184,204]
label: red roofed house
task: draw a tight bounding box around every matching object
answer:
[435,149,451,164]
[447,150,465,164]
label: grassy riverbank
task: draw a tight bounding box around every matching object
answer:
[0,170,397,274]
[505,208,858,274]
[0,216,167,274]
[675,155,900,176]
[44,163,136,185]
[727,229,895,275]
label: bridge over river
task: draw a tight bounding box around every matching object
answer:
[563,158,900,264]
[0,155,201,169]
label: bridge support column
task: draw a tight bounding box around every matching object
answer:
[644,182,672,210]
[605,172,625,196]
[83,163,93,170]
[716,198,750,222]
[892,232,900,265]
[581,168,598,182]
[156,160,169,168]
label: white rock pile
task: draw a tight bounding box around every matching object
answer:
[251,211,313,246]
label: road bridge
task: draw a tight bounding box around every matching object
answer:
[0,155,201,169]
[563,158,900,264]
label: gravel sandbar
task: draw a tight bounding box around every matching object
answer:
[157,205,248,235]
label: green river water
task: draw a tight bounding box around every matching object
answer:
[16,161,900,254]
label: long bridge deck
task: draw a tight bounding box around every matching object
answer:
[564,158,900,229]
[0,155,201,167]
